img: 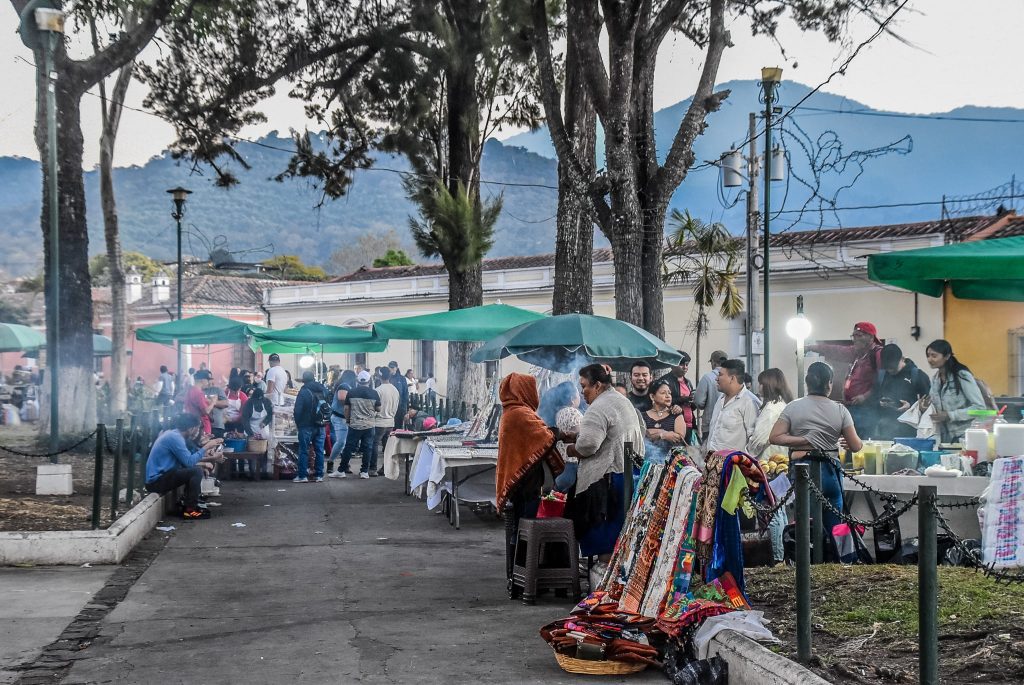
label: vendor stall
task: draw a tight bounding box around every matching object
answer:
[403,433,498,529]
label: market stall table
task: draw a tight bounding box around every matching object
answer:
[408,437,498,529]
[843,474,988,539]
[382,433,426,493]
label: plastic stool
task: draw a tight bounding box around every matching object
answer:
[510,518,580,605]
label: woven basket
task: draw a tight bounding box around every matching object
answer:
[247,438,268,453]
[553,652,647,676]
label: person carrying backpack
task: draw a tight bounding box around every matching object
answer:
[293,370,331,483]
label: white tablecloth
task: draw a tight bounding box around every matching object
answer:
[843,474,987,539]
[382,436,422,480]
[408,439,498,510]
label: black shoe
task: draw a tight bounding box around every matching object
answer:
[369,471,379,478]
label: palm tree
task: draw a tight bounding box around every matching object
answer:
[409,179,501,408]
[662,209,744,379]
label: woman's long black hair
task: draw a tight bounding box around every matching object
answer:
[927,339,971,396]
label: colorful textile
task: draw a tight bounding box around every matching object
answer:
[541,592,662,666]
[495,373,561,510]
[600,463,664,594]
[640,461,701,618]
[983,456,1024,569]
[620,462,680,612]
[663,491,700,611]
[694,452,728,560]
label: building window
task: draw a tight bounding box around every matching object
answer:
[353,352,367,369]
[417,340,435,378]
[1011,328,1024,396]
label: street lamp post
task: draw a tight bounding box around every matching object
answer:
[785,295,812,397]
[167,187,191,388]
[761,66,783,370]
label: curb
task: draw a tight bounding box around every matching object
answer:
[707,630,831,685]
[0,492,174,566]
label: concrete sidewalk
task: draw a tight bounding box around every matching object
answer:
[52,475,664,684]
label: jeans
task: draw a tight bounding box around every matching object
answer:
[329,415,349,463]
[374,426,393,472]
[340,427,376,474]
[767,508,788,562]
[297,425,326,479]
[146,467,203,509]
[817,460,845,541]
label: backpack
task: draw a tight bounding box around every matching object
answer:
[975,377,998,411]
[309,387,332,426]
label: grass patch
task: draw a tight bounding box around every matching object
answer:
[746,564,1024,639]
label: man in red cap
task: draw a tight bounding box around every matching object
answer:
[806,322,883,437]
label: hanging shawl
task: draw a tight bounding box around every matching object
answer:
[495,373,562,510]
[641,461,701,617]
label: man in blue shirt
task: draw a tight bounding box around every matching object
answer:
[145,414,225,519]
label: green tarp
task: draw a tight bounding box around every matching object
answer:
[470,313,682,371]
[867,235,1024,301]
[249,323,387,353]
[135,314,253,345]
[373,304,546,342]
[0,323,45,352]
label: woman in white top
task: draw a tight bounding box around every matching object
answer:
[747,368,794,564]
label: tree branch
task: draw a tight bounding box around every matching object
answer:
[567,0,611,116]
[654,0,729,204]
[642,0,692,63]
[72,0,178,90]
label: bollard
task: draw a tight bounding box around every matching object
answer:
[110,417,124,521]
[623,442,634,507]
[124,414,138,506]
[810,459,823,564]
[795,462,812,663]
[918,485,938,685]
[91,424,104,530]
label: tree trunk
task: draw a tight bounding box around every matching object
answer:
[446,264,487,412]
[35,63,96,437]
[640,201,667,337]
[552,19,597,316]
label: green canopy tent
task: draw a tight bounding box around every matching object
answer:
[867,235,1024,301]
[25,333,112,358]
[470,313,682,371]
[0,323,45,352]
[249,323,388,354]
[135,314,255,345]
[372,303,546,342]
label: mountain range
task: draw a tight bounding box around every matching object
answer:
[0,79,1020,278]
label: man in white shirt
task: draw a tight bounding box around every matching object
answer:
[693,350,727,442]
[705,359,759,454]
[264,353,290,406]
[373,367,401,476]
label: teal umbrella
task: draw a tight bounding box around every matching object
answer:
[470,313,682,371]
[0,322,45,352]
[249,323,388,353]
[373,303,546,342]
[135,314,253,345]
[92,334,112,357]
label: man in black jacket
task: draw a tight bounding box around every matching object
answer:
[293,371,330,483]
[388,361,409,430]
[875,344,931,439]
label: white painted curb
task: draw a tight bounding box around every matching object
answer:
[0,492,174,566]
[707,630,832,685]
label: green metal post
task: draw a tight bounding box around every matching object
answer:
[919,485,938,685]
[124,414,137,505]
[91,424,104,529]
[795,462,812,663]
[761,74,778,369]
[110,418,124,520]
[811,459,823,564]
[43,30,60,458]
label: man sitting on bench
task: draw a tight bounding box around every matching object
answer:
[145,413,225,519]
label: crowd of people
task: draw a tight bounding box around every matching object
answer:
[495,320,988,570]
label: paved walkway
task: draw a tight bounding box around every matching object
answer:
[32,475,663,684]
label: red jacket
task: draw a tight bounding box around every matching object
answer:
[808,343,882,403]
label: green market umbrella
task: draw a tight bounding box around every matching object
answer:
[92,334,112,357]
[470,313,682,371]
[135,314,254,345]
[868,235,1024,301]
[0,322,45,352]
[249,323,388,353]
[373,303,546,342]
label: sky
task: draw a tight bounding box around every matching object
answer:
[1,0,1021,168]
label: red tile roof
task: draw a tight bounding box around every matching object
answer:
[331,214,1018,283]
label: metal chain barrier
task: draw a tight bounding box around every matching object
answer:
[807,475,919,528]
[743,482,795,522]
[932,496,983,509]
[930,502,1024,584]
[841,467,907,504]
[0,429,99,458]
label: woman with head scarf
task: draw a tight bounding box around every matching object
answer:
[495,373,563,520]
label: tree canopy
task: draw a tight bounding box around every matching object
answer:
[261,255,328,281]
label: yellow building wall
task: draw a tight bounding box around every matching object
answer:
[944,294,1024,396]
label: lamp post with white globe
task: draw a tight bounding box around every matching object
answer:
[785,296,812,397]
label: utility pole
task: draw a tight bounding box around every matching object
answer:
[761,67,782,369]
[745,113,760,378]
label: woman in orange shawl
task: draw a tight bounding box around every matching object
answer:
[496,373,563,517]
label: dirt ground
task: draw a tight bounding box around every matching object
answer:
[746,565,1024,684]
[0,423,122,531]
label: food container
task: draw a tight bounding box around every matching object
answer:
[995,424,1024,458]
[918,451,948,469]
[964,429,989,462]
[885,445,919,474]
[894,437,935,453]
[224,437,247,452]
[246,438,269,453]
